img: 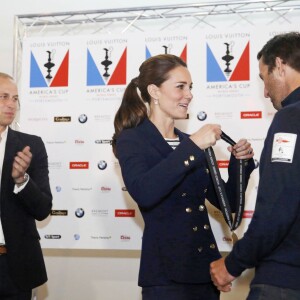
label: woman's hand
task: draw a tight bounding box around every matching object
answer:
[190,124,222,150]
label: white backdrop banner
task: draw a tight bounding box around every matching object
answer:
[19,25,299,250]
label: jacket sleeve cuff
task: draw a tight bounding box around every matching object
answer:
[224,252,245,277]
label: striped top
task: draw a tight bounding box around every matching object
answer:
[165,137,180,150]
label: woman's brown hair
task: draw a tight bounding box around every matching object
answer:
[112,54,187,156]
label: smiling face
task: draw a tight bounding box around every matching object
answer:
[150,65,193,121]
[0,76,18,132]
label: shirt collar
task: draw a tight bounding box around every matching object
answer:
[281,86,300,108]
[0,126,9,143]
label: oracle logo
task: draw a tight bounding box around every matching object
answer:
[243,210,254,218]
[217,160,229,168]
[241,111,262,119]
[115,209,135,217]
[69,162,89,169]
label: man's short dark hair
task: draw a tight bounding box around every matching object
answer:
[257,32,300,73]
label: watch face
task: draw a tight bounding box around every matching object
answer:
[17,173,29,185]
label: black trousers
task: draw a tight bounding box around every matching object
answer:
[142,282,220,300]
[0,255,32,300]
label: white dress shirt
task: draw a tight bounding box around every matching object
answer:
[0,127,8,245]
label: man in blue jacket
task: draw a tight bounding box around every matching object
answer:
[210,32,300,300]
[0,72,52,299]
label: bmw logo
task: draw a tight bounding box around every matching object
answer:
[75,208,85,218]
[197,111,207,121]
[98,160,107,170]
[78,114,88,123]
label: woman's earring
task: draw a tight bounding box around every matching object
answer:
[154,99,159,105]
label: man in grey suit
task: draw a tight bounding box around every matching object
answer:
[0,72,52,299]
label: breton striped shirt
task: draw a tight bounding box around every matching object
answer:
[165,136,180,150]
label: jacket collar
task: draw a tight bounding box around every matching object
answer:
[1,128,20,193]
[3,127,27,169]
[282,86,300,108]
[137,118,187,157]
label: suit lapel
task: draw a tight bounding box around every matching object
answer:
[138,119,187,158]
[1,128,23,198]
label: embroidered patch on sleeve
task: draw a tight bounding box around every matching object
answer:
[271,133,297,163]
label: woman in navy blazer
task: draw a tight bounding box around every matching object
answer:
[112,54,255,300]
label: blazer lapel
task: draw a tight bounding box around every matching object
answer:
[1,128,23,197]
[138,119,187,158]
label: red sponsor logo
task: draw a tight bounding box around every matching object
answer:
[115,209,135,217]
[101,186,111,192]
[69,162,89,169]
[217,160,229,168]
[243,210,254,218]
[241,111,262,119]
[75,140,84,144]
[276,137,289,143]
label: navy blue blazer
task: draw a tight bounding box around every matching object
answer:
[0,128,52,290]
[116,118,254,286]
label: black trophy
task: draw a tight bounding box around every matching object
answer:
[44,50,55,80]
[101,48,112,79]
[222,42,234,77]
[162,45,168,54]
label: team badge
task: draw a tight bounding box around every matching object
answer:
[271,132,297,163]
